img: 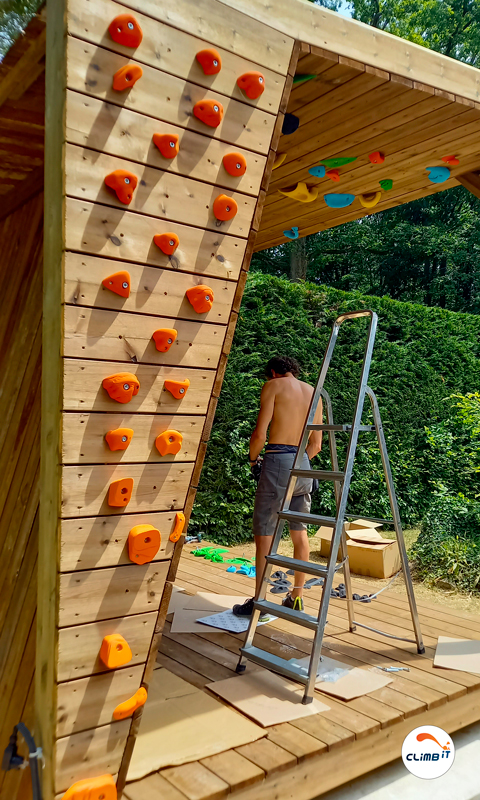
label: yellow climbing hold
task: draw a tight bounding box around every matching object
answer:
[279,182,319,203]
[359,191,382,209]
[273,153,286,170]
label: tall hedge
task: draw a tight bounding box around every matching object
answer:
[190,273,480,544]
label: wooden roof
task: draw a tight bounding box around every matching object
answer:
[0,12,45,217]
[255,43,480,250]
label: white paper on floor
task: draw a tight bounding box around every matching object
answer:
[197,609,277,633]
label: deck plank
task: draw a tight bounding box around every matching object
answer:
[162,763,230,800]
[200,751,265,792]
[266,723,327,760]
[289,715,354,749]
[125,773,189,800]
[235,739,297,775]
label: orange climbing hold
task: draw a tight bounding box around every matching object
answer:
[164,379,190,400]
[237,71,265,99]
[108,14,143,48]
[223,152,247,177]
[186,285,214,313]
[442,154,460,165]
[108,477,134,507]
[102,373,140,404]
[128,524,161,565]
[170,511,186,542]
[113,687,148,720]
[152,328,177,352]
[326,169,340,182]
[153,232,179,255]
[213,194,237,221]
[155,429,183,456]
[61,774,117,800]
[152,133,179,159]
[112,63,143,91]
[104,170,138,205]
[196,48,222,75]
[105,428,134,451]
[102,270,131,298]
[369,151,385,164]
[99,634,132,669]
[193,99,224,128]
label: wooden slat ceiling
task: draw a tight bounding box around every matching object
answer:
[256,45,480,250]
[0,13,45,205]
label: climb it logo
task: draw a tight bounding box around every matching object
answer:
[402,725,455,779]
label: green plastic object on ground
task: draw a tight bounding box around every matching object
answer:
[320,156,357,168]
[380,179,393,191]
[293,74,316,85]
[193,546,228,562]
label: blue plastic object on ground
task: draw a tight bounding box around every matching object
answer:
[226,565,236,573]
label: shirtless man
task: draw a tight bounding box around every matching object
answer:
[233,356,322,617]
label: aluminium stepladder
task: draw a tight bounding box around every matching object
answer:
[236,310,425,704]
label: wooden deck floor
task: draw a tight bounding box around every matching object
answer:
[124,544,480,800]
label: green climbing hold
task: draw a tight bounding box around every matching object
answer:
[293,73,316,85]
[379,179,393,191]
[320,157,357,168]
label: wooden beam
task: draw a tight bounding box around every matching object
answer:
[455,170,480,199]
[0,166,43,223]
[0,27,46,109]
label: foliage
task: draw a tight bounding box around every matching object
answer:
[190,273,480,543]
[0,0,42,59]
[411,490,480,592]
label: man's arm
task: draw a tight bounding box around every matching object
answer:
[249,382,276,462]
[306,397,323,459]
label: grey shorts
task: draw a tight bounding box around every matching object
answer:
[252,451,312,537]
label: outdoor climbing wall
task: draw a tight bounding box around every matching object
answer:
[38,0,295,797]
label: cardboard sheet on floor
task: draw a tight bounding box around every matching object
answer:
[434,636,480,674]
[170,605,223,634]
[184,593,248,613]
[206,668,330,727]
[167,586,188,616]
[289,655,391,699]
[127,668,264,780]
[346,528,395,544]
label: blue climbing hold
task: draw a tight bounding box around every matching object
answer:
[426,166,450,183]
[324,193,355,208]
[308,165,326,178]
[284,226,299,239]
[226,565,237,573]
[282,113,299,135]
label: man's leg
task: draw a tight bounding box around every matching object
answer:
[254,534,273,598]
[289,527,309,600]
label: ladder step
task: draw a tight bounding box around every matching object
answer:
[266,554,342,577]
[307,424,375,432]
[239,645,309,685]
[254,599,319,631]
[278,511,338,527]
[292,468,345,481]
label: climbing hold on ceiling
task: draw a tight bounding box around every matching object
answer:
[104,170,138,205]
[186,285,214,313]
[193,99,223,128]
[105,428,134,452]
[99,634,132,669]
[128,524,161,565]
[155,429,183,456]
[213,194,237,220]
[284,226,299,239]
[320,157,357,168]
[108,477,134,507]
[153,232,179,255]
[237,71,265,99]
[308,165,326,178]
[164,379,190,399]
[196,48,222,75]
[273,153,286,170]
[112,64,143,91]
[223,152,247,176]
[170,511,186,542]
[279,182,319,203]
[426,166,450,183]
[113,687,148,721]
[369,151,385,164]
[324,193,355,208]
[293,74,316,85]
[379,179,393,191]
[152,328,177,352]
[326,169,340,182]
[102,373,140,404]
[359,191,382,208]
[102,270,131,298]
[62,774,117,800]
[108,14,143,48]
[152,133,179,159]
[442,155,459,165]
[282,113,299,135]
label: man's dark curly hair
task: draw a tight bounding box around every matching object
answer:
[265,356,300,379]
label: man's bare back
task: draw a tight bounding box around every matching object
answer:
[267,375,314,446]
